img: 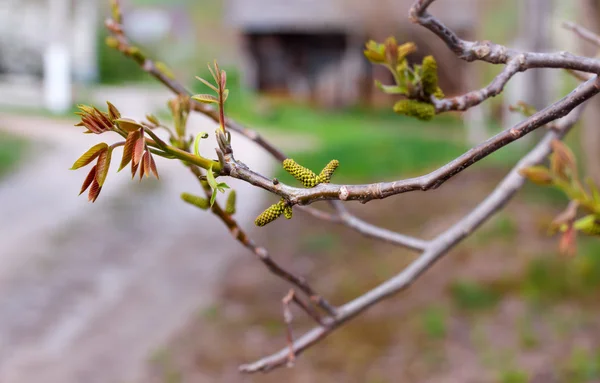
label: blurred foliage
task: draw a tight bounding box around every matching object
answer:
[450,280,500,311]
[498,369,529,383]
[563,347,600,383]
[0,132,27,179]
[420,306,448,340]
[97,30,151,84]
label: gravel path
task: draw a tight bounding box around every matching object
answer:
[0,100,275,383]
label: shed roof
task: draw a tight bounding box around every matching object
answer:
[225,0,477,32]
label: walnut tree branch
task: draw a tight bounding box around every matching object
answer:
[238,103,586,373]
[225,76,600,205]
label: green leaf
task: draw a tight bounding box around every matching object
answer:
[210,191,217,207]
[222,89,229,103]
[192,94,219,104]
[71,143,108,170]
[115,118,143,132]
[216,182,230,193]
[195,76,218,92]
[374,80,407,95]
[586,177,600,207]
[205,164,218,190]
[193,132,209,157]
[146,114,160,126]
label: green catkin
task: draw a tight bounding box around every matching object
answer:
[284,204,293,219]
[181,192,209,210]
[225,190,236,215]
[283,159,319,188]
[393,100,435,121]
[317,160,339,184]
[255,200,286,227]
[421,55,441,97]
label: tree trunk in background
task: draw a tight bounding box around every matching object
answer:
[579,0,600,183]
[464,1,488,146]
[503,0,554,141]
[44,0,72,114]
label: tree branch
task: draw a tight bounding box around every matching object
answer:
[226,76,600,205]
[238,105,586,373]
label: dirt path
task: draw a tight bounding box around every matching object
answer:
[0,103,276,383]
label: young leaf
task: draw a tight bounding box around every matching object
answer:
[196,76,218,92]
[88,179,102,203]
[551,139,576,174]
[148,152,159,179]
[131,160,139,179]
[222,89,230,103]
[106,101,121,120]
[193,132,209,157]
[146,114,160,126]
[79,165,97,195]
[95,147,112,187]
[192,94,219,104]
[142,151,151,178]
[119,130,140,171]
[133,132,145,166]
[519,166,553,185]
[115,118,143,132]
[216,182,230,193]
[586,177,600,205]
[220,70,227,89]
[210,190,218,207]
[205,164,218,190]
[71,143,108,170]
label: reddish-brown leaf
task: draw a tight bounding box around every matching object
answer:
[220,70,227,89]
[133,132,145,166]
[106,101,121,121]
[115,118,143,133]
[551,139,576,174]
[119,130,140,172]
[71,143,108,170]
[79,165,97,195]
[559,225,577,257]
[93,107,114,130]
[139,151,149,180]
[148,152,159,179]
[131,160,139,179]
[88,179,102,202]
[81,115,102,134]
[95,148,112,187]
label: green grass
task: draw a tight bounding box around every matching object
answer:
[0,132,27,178]
[450,280,500,312]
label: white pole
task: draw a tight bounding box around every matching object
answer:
[44,0,72,114]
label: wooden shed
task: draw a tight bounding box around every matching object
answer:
[224,0,479,108]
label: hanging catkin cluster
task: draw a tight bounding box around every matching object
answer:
[393,100,435,121]
[421,55,444,99]
[255,159,339,227]
[283,159,319,188]
[255,199,288,226]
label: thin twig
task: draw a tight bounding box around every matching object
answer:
[563,21,600,48]
[282,289,296,367]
